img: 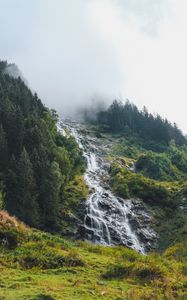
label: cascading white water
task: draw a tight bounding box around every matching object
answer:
[62,121,145,253]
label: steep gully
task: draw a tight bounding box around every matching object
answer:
[59,121,157,254]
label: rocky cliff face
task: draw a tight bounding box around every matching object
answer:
[60,121,158,253]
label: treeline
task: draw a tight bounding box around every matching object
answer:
[0,61,85,231]
[95,100,186,146]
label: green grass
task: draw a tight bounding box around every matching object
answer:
[0,213,186,300]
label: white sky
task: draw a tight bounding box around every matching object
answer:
[0,0,187,132]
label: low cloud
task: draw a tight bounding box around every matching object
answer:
[0,0,187,132]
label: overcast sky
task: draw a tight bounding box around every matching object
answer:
[0,0,187,132]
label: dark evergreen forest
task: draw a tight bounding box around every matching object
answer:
[94,100,186,146]
[0,61,85,231]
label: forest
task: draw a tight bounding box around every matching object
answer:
[0,61,86,232]
[93,99,187,146]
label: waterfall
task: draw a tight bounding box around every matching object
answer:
[60,121,157,254]
[84,152,144,253]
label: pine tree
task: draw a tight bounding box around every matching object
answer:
[42,161,62,230]
[6,149,39,227]
[17,148,39,226]
[0,125,8,171]
[5,154,17,212]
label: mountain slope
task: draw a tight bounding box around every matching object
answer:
[83,103,187,251]
[0,211,186,300]
[0,61,186,299]
[0,60,87,232]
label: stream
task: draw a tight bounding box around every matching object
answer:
[60,121,157,253]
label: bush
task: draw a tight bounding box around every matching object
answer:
[103,260,168,280]
[65,250,85,267]
[164,242,187,264]
[110,165,176,207]
[113,182,130,198]
[103,251,182,286]
[34,295,55,300]
[168,141,187,173]
[0,210,28,248]
[136,152,182,181]
[0,228,26,249]
[13,241,85,269]
[121,247,142,262]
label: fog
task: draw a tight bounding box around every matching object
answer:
[1,0,187,132]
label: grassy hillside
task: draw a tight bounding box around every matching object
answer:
[0,211,186,300]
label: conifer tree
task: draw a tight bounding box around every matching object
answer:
[6,149,39,226]
[42,161,62,230]
[17,148,39,226]
[0,125,8,170]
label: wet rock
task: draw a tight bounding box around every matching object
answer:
[126,240,134,247]
[85,215,92,227]
[64,121,158,253]
[95,132,103,138]
[78,225,95,238]
[129,218,141,231]
[102,192,109,198]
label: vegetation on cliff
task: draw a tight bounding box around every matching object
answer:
[0,61,87,233]
[84,102,187,251]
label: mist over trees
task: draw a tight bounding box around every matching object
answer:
[0,61,85,231]
[93,100,186,146]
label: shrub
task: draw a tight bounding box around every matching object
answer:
[103,251,182,285]
[110,166,176,207]
[30,230,72,250]
[168,141,187,173]
[121,247,142,262]
[113,182,130,198]
[13,241,85,269]
[133,261,168,279]
[65,250,85,267]
[103,261,168,281]
[34,295,55,300]
[0,210,28,248]
[136,152,182,181]
[164,242,187,267]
